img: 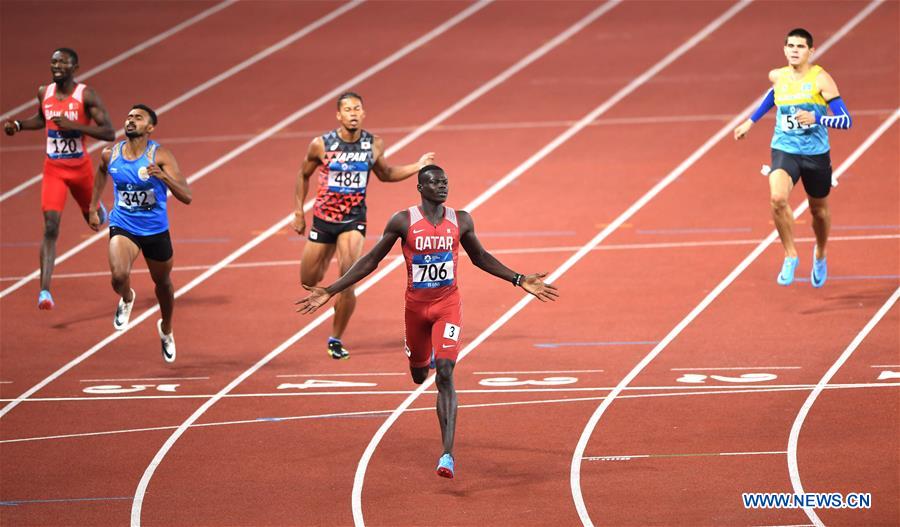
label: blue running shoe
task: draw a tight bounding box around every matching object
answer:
[776,256,799,286]
[429,350,435,370]
[436,453,454,479]
[811,251,827,288]
[327,338,349,360]
[37,289,54,310]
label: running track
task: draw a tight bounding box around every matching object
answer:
[0,2,896,526]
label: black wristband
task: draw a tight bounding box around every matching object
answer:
[512,273,522,287]
[13,120,22,132]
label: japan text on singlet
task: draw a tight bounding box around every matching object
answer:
[107,140,169,236]
[402,206,460,302]
[314,129,375,223]
[771,65,830,155]
[42,83,91,166]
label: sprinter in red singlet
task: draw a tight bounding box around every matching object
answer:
[3,48,115,309]
[296,165,558,479]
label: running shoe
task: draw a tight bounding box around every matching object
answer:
[436,453,455,479]
[327,338,349,360]
[811,250,827,288]
[158,319,176,363]
[776,256,799,286]
[113,289,136,330]
[37,289,54,310]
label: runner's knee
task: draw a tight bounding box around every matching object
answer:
[770,194,789,212]
[43,217,60,240]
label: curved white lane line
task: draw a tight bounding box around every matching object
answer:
[787,288,899,527]
[0,0,238,121]
[569,0,891,518]
[352,1,758,524]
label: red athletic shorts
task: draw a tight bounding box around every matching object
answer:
[404,291,463,368]
[41,158,94,213]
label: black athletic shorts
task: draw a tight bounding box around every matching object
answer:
[770,148,833,199]
[308,216,366,244]
[109,226,174,262]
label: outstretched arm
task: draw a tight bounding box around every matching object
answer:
[458,211,558,302]
[292,137,323,235]
[3,87,48,136]
[50,87,115,141]
[148,147,192,204]
[370,136,434,182]
[296,211,409,314]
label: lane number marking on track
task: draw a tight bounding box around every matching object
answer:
[676,373,777,384]
[277,379,378,390]
[83,384,180,394]
[478,376,578,387]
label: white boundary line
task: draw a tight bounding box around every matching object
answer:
[0,0,494,422]
[350,2,755,525]
[569,3,889,523]
[572,107,900,527]
[0,0,362,204]
[787,287,899,527]
[0,0,238,121]
[129,3,627,523]
[2,232,896,283]
[4,382,896,445]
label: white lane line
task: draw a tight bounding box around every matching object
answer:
[78,377,209,383]
[670,366,802,371]
[6,382,897,445]
[583,450,787,461]
[870,364,900,368]
[0,0,238,121]
[351,2,756,525]
[787,287,899,527]
[473,370,605,374]
[131,3,629,522]
[1,0,494,424]
[8,382,900,403]
[3,232,896,283]
[569,3,890,522]
[275,373,405,378]
[0,0,362,204]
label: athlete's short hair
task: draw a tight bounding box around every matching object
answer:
[53,47,79,64]
[132,104,158,126]
[336,91,363,109]
[785,28,813,47]
[418,164,444,184]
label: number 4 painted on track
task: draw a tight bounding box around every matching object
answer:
[676,373,777,384]
[83,384,180,394]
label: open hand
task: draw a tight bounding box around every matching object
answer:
[295,284,332,314]
[521,272,559,302]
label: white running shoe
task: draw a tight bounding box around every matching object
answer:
[157,319,176,363]
[113,289,136,330]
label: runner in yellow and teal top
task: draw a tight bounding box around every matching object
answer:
[734,28,852,288]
